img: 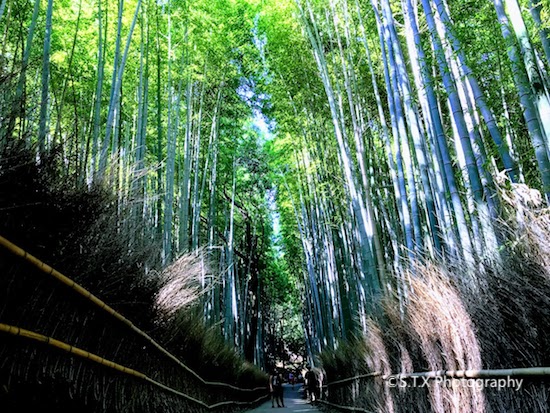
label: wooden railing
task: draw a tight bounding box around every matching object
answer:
[0,234,268,410]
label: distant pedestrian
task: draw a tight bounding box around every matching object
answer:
[289,372,295,389]
[269,369,285,408]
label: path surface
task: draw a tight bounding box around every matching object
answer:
[247,384,326,412]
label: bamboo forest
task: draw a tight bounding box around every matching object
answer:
[1,0,550,411]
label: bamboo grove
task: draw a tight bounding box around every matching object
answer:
[1,0,550,369]
[0,0,285,368]
[260,0,550,357]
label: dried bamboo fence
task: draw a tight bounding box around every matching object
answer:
[316,362,550,412]
[0,235,268,412]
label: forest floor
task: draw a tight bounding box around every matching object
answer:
[246,384,326,412]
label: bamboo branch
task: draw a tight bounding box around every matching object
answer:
[199,216,249,261]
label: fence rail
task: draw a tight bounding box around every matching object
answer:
[4,233,550,412]
[320,363,550,412]
[384,367,550,380]
[0,234,265,392]
[0,234,269,411]
[322,366,550,388]
[0,323,268,409]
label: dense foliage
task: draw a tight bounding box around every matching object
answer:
[1,0,550,409]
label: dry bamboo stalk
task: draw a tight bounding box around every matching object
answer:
[0,323,268,408]
[0,234,266,392]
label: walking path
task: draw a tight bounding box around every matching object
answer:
[247,384,325,412]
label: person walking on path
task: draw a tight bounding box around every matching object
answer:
[304,365,320,404]
[269,369,285,408]
[247,382,321,412]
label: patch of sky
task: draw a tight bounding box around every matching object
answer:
[235,12,282,257]
[236,14,277,144]
[266,188,283,257]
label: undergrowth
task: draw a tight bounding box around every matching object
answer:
[319,184,550,413]
[0,143,267,412]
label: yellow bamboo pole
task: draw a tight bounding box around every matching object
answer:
[322,367,550,387]
[384,367,550,380]
[323,372,381,387]
[318,367,550,412]
[0,323,268,409]
[0,234,266,392]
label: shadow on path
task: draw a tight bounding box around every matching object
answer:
[247,384,326,412]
